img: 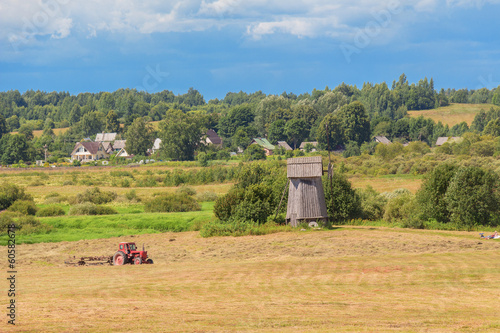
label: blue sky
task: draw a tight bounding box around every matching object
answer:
[1,0,500,101]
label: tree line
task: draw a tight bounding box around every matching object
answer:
[0,74,500,164]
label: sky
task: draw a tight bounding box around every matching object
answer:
[1,0,500,101]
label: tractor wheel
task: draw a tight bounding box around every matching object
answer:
[134,257,142,265]
[113,251,127,266]
[146,259,154,264]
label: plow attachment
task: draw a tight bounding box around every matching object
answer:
[65,256,113,266]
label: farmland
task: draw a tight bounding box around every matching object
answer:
[2,228,500,332]
[408,103,495,127]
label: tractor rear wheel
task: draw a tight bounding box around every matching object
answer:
[146,259,154,264]
[134,257,142,265]
[113,251,127,265]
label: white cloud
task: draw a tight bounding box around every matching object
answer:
[1,0,499,48]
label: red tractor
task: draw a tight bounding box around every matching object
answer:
[112,242,153,265]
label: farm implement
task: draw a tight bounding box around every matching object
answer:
[65,242,153,266]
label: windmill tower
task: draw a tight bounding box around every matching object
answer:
[286,156,328,227]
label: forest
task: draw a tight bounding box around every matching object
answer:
[0,73,499,164]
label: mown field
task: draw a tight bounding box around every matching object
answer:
[1,228,499,332]
[408,103,495,126]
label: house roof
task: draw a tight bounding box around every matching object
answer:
[113,140,126,150]
[95,133,117,142]
[71,142,102,155]
[374,136,391,145]
[101,142,114,154]
[206,129,222,145]
[436,137,462,146]
[299,141,318,149]
[277,141,292,150]
[251,138,275,150]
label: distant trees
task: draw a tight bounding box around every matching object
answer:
[124,117,154,156]
[159,110,205,161]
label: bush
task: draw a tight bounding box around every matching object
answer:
[323,173,362,223]
[16,215,53,235]
[196,191,218,202]
[244,145,266,161]
[76,187,117,204]
[445,166,500,230]
[176,185,197,196]
[144,193,201,213]
[68,203,118,216]
[7,200,38,215]
[36,205,66,217]
[214,188,245,221]
[125,189,140,201]
[0,183,32,210]
[383,191,416,223]
[358,186,387,220]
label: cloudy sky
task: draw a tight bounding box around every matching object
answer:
[1,0,499,100]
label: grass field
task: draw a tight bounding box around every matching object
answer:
[2,228,499,332]
[408,103,495,127]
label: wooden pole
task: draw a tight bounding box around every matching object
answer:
[274,180,289,223]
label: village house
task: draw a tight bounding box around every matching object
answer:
[373,136,391,145]
[251,138,275,156]
[205,129,222,147]
[299,141,319,152]
[277,141,293,151]
[435,137,462,146]
[70,142,110,162]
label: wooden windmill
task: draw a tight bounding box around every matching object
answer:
[286,156,328,227]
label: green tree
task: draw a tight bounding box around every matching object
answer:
[323,172,361,222]
[1,134,30,164]
[244,144,266,161]
[284,118,309,149]
[124,117,154,156]
[416,163,458,223]
[268,119,287,144]
[105,110,120,133]
[159,110,205,161]
[218,104,254,138]
[316,113,344,150]
[0,114,8,138]
[232,128,252,150]
[69,105,82,125]
[445,166,500,230]
[337,101,371,145]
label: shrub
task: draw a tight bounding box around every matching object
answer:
[416,163,458,223]
[444,166,500,230]
[72,159,81,166]
[214,188,245,221]
[358,186,387,220]
[0,214,14,235]
[16,215,53,235]
[76,187,117,204]
[0,183,32,210]
[176,185,197,196]
[323,173,362,223]
[244,145,266,161]
[125,189,140,202]
[383,191,416,223]
[196,191,218,202]
[68,203,118,215]
[8,200,38,215]
[36,205,66,217]
[144,193,201,213]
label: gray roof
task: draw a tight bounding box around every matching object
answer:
[206,129,222,145]
[95,133,117,142]
[287,156,323,178]
[277,141,292,150]
[113,140,126,150]
[436,137,462,146]
[374,136,391,145]
[299,141,318,149]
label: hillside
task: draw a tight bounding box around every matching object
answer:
[408,103,495,127]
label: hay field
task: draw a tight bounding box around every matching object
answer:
[408,103,495,127]
[2,228,499,332]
